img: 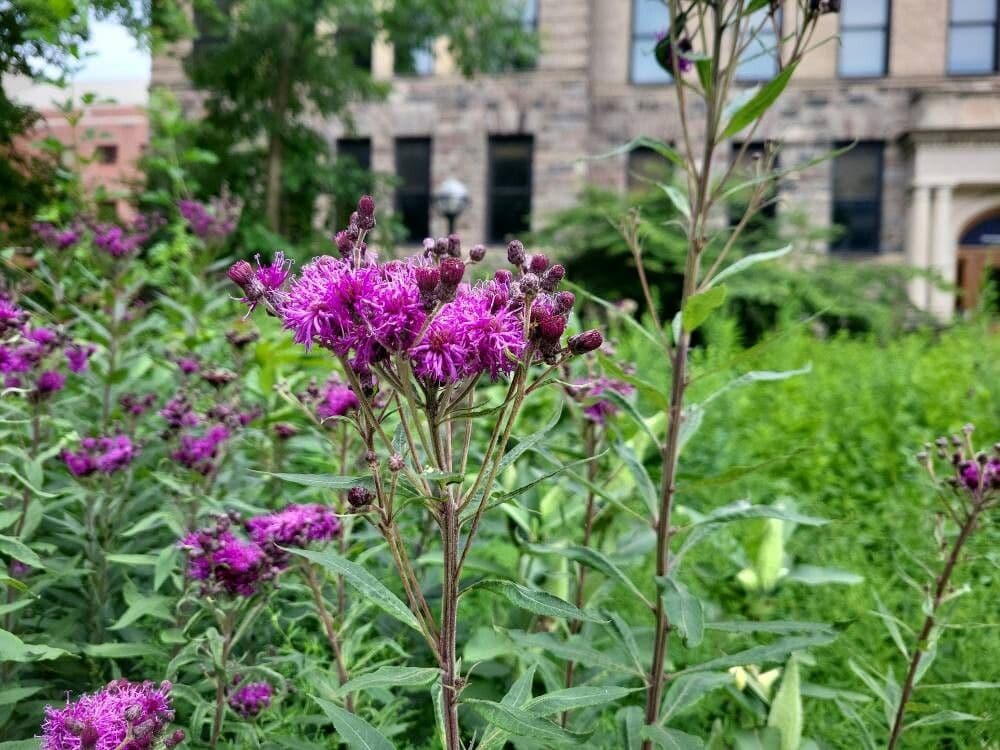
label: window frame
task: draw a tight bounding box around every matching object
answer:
[946,0,1000,76]
[630,0,672,86]
[830,141,885,254]
[487,134,534,244]
[394,137,433,244]
[837,0,892,79]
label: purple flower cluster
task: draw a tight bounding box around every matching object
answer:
[178,195,241,241]
[960,457,1000,492]
[62,435,139,477]
[246,504,340,566]
[227,253,292,315]
[0,298,91,399]
[171,424,230,475]
[924,427,1000,504]
[120,393,157,416]
[228,680,272,719]
[231,196,602,385]
[92,224,144,258]
[315,376,360,421]
[33,221,82,251]
[179,515,274,597]
[41,678,183,750]
[573,376,636,424]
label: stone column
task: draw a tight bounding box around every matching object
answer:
[929,184,956,319]
[905,184,931,309]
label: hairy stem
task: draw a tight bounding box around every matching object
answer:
[440,493,462,750]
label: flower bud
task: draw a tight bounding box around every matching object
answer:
[439,257,465,286]
[507,239,526,267]
[80,724,99,749]
[447,234,461,257]
[124,705,142,723]
[334,230,353,257]
[165,729,186,748]
[347,487,373,508]
[536,314,566,341]
[434,237,449,256]
[542,264,566,291]
[568,329,603,354]
[494,269,513,285]
[415,266,440,293]
[555,290,575,313]
[469,244,486,262]
[422,237,436,256]
[388,453,405,472]
[528,254,550,273]
[64,718,86,735]
[519,272,540,295]
[364,450,378,465]
[227,260,254,288]
[357,195,375,218]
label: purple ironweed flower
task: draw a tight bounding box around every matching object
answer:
[120,393,156,416]
[41,678,175,750]
[160,395,200,432]
[33,221,82,251]
[9,559,32,578]
[246,504,340,549]
[229,252,292,314]
[0,297,27,334]
[316,377,360,420]
[92,224,144,258]
[201,368,237,388]
[178,196,241,240]
[65,345,94,373]
[272,422,298,440]
[176,357,200,375]
[228,681,272,719]
[179,518,272,597]
[959,457,1000,493]
[62,435,139,477]
[35,370,66,396]
[171,424,230,474]
[574,376,636,424]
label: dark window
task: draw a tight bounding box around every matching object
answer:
[627,146,672,191]
[395,138,432,243]
[335,138,372,231]
[832,142,883,252]
[948,0,999,74]
[838,0,890,78]
[395,41,435,76]
[736,7,781,82]
[631,0,671,84]
[730,141,779,223]
[488,135,533,243]
[95,144,118,165]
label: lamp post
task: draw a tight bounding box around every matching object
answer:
[433,178,470,235]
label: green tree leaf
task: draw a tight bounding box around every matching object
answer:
[313,696,395,750]
[288,547,421,632]
[722,63,798,139]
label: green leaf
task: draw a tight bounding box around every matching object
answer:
[614,440,658,516]
[110,594,173,630]
[477,664,538,750]
[767,658,802,750]
[312,696,395,750]
[708,244,793,288]
[588,136,685,169]
[706,620,833,635]
[333,666,439,697]
[526,544,649,607]
[722,63,797,139]
[905,710,981,730]
[266,472,369,490]
[464,579,605,623]
[0,686,42,706]
[601,388,660,445]
[640,725,705,750]
[661,672,733,722]
[84,643,163,659]
[732,727,782,750]
[695,58,713,95]
[523,686,639,716]
[784,565,863,586]
[605,609,645,674]
[618,705,644,750]
[0,741,42,750]
[920,681,1000,690]
[658,577,704,647]
[688,501,828,528]
[288,547,421,632]
[682,286,727,333]
[701,365,812,408]
[508,630,641,676]
[660,184,690,221]
[0,629,72,662]
[0,536,43,570]
[465,699,579,745]
[105,553,158,566]
[0,510,19,530]
[676,633,838,676]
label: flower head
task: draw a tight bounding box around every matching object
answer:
[573,376,636,424]
[246,504,340,554]
[62,435,139,477]
[179,517,272,597]
[66,345,95,373]
[171,424,230,474]
[228,681,272,719]
[41,678,175,750]
[316,377,360,421]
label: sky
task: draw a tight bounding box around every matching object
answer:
[72,18,151,83]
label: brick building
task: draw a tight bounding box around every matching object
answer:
[153,0,1000,317]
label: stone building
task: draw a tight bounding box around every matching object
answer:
[152,0,1000,317]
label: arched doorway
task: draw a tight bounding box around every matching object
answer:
[957,211,1000,312]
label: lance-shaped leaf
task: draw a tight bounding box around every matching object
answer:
[0,629,72,662]
[333,667,439,697]
[264,472,370,490]
[463,579,605,623]
[523,686,639,717]
[722,63,797,139]
[508,630,641,676]
[640,725,706,750]
[288,547,421,632]
[614,440,659,516]
[313,696,395,750]
[0,536,43,570]
[708,244,793,288]
[682,286,727,333]
[676,633,838,676]
[658,576,704,648]
[661,672,733,722]
[477,664,538,750]
[767,657,802,750]
[526,543,650,608]
[687,500,828,528]
[465,699,583,746]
